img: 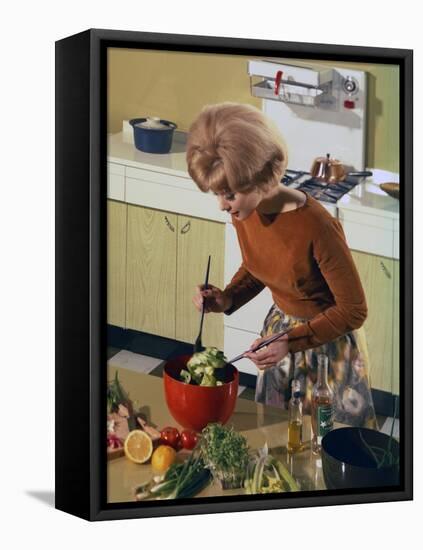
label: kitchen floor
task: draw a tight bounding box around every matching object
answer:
[107,348,399,437]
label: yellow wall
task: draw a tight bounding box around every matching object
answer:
[108,49,399,172]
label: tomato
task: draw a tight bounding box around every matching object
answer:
[160,426,180,450]
[180,429,199,450]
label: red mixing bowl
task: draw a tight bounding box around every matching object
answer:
[163,354,239,431]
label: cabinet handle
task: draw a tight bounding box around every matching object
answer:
[180,221,191,234]
[380,261,391,279]
[164,216,175,232]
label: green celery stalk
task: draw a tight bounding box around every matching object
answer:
[274,460,299,492]
[253,457,265,493]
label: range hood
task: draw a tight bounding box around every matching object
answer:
[248,59,361,110]
[247,59,368,171]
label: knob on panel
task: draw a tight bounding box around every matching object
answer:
[343,76,359,95]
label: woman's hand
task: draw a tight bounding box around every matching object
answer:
[192,284,232,314]
[244,333,289,370]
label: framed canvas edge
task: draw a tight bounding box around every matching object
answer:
[400,45,413,503]
[55,29,92,521]
[55,28,413,522]
[92,489,412,522]
[88,27,413,61]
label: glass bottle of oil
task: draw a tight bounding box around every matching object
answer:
[311,354,334,455]
[287,379,303,453]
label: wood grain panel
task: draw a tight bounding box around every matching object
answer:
[351,250,394,392]
[107,200,127,327]
[176,215,225,349]
[392,259,399,395]
[126,205,177,339]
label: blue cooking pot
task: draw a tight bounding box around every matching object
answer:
[129,117,177,154]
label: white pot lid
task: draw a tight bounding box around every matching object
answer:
[135,117,170,130]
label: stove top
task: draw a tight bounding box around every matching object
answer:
[282,170,362,204]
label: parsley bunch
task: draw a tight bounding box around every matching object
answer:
[199,423,250,489]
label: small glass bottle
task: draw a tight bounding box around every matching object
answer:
[287,379,303,453]
[311,354,334,454]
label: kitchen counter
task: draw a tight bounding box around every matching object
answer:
[107,129,228,223]
[338,169,399,221]
[107,365,334,504]
[108,128,400,224]
[108,128,189,178]
[336,170,399,259]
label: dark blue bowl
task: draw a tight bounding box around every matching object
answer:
[129,118,177,154]
[321,427,399,490]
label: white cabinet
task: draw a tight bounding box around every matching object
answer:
[224,327,261,376]
[107,162,125,201]
[125,166,227,223]
[338,207,398,260]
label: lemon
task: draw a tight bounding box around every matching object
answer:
[124,430,153,464]
[151,445,177,474]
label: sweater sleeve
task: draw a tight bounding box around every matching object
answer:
[287,218,367,353]
[222,264,265,315]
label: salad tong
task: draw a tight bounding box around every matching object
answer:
[193,255,211,354]
[227,328,293,364]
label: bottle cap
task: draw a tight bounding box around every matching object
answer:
[291,379,301,393]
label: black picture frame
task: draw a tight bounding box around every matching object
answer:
[55,28,413,521]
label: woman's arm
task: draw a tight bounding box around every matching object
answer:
[222,264,266,315]
[287,218,367,353]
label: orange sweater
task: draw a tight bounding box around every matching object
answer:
[222,192,367,353]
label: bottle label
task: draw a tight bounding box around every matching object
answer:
[317,405,333,441]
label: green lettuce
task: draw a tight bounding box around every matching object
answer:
[181,347,227,386]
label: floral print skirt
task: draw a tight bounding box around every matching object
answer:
[255,304,378,429]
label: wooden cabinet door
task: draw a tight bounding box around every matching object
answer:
[351,250,394,392]
[107,200,127,327]
[176,215,225,349]
[126,205,177,339]
[392,259,399,395]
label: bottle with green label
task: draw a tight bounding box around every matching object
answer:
[311,354,334,455]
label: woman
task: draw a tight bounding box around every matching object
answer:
[187,102,377,428]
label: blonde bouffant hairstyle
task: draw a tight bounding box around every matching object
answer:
[186,102,288,194]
